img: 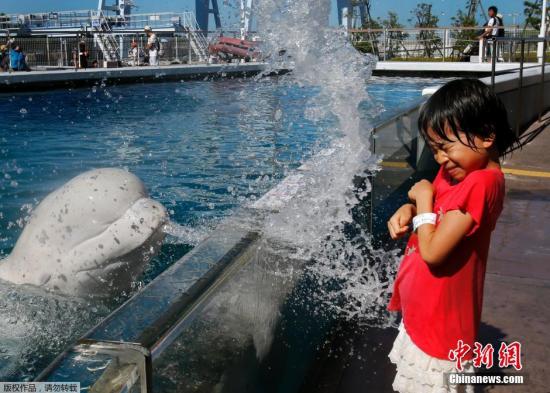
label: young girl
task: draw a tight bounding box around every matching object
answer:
[386,79,519,393]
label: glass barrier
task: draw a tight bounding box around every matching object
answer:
[35,97,438,392]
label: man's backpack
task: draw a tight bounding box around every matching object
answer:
[496,15,505,37]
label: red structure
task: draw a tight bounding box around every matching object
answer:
[209,36,261,61]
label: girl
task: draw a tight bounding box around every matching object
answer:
[386,78,519,393]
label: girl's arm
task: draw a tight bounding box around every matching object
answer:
[387,203,417,240]
[409,180,475,266]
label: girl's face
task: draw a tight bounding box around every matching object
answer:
[426,126,495,182]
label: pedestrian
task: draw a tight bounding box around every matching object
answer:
[130,41,139,66]
[386,79,519,393]
[78,41,89,69]
[9,45,30,71]
[478,6,505,61]
[0,45,9,72]
[144,25,159,66]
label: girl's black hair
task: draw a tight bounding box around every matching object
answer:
[418,78,519,156]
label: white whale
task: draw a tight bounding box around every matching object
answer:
[0,168,167,297]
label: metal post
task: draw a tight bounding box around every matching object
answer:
[188,31,192,63]
[46,35,50,66]
[491,38,497,91]
[383,28,387,61]
[517,39,525,136]
[442,28,447,62]
[479,38,485,63]
[538,0,548,63]
[540,38,547,121]
[119,35,123,60]
[175,35,179,62]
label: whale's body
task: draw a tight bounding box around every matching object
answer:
[0,168,167,297]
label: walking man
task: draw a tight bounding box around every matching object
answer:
[144,25,159,66]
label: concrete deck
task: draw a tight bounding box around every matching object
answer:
[0,61,531,92]
[300,114,550,393]
[480,112,550,392]
[0,62,267,91]
[373,61,532,77]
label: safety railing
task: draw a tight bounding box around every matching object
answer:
[91,10,120,63]
[350,26,547,63]
[181,13,210,63]
[36,222,261,392]
[0,11,196,31]
[489,36,549,135]
[1,34,201,68]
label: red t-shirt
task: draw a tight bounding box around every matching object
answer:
[387,166,505,360]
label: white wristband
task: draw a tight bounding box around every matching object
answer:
[413,213,437,232]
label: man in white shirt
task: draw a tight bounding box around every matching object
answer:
[479,6,502,61]
[484,6,500,38]
[144,25,159,66]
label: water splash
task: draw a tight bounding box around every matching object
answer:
[0,279,108,381]
[252,0,399,325]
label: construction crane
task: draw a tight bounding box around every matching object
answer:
[195,0,221,32]
[97,0,136,20]
[467,0,488,22]
[336,0,376,29]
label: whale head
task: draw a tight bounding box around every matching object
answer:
[0,168,168,297]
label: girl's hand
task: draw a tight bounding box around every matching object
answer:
[408,180,434,204]
[387,203,416,240]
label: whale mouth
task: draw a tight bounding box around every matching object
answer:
[73,225,166,297]
[52,197,168,296]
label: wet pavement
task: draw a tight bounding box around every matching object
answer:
[300,113,550,393]
[480,113,550,393]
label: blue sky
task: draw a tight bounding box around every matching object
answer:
[1,1,526,27]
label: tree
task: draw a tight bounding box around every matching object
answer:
[353,17,382,56]
[451,9,478,57]
[410,3,442,58]
[524,0,550,31]
[381,12,409,59]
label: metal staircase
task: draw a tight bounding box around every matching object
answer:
[91,10,120,63]
[182,13,209,63]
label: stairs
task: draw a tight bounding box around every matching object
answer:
[182,13,209,63]
[91,10,120,64]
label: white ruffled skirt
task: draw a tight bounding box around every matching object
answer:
[388,322,474,393]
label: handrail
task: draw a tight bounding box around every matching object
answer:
[350,25,518,33]
[488,36,549,133]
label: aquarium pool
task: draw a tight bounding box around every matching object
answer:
[0,75,435,381]
[0,76,432,274]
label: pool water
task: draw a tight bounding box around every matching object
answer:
[0,75,433,381]
[0,76,427,265]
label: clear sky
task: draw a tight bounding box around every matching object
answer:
[0,1,526,27]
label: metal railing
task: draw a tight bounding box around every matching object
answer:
[0,34,202,68]
[488,36,549,135]
[350,26,548,63]
[91,10,120,63]
[0,11,198,31]
[181,13,209,63]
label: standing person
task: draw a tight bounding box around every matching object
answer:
[0,45,9,72]
[386,79,519,392]
[144,26,159,66]
[130,41,139,66]
[479,6,504,61]
[10,45,30,71]
[78,41,89,69]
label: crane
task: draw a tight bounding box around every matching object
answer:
[195,0,221,32]
[467,0,488,22]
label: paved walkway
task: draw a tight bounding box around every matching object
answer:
[480,112,550,392]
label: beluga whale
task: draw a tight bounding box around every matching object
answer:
[0,168,168,297]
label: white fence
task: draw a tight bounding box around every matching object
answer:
[350,26,548,63]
